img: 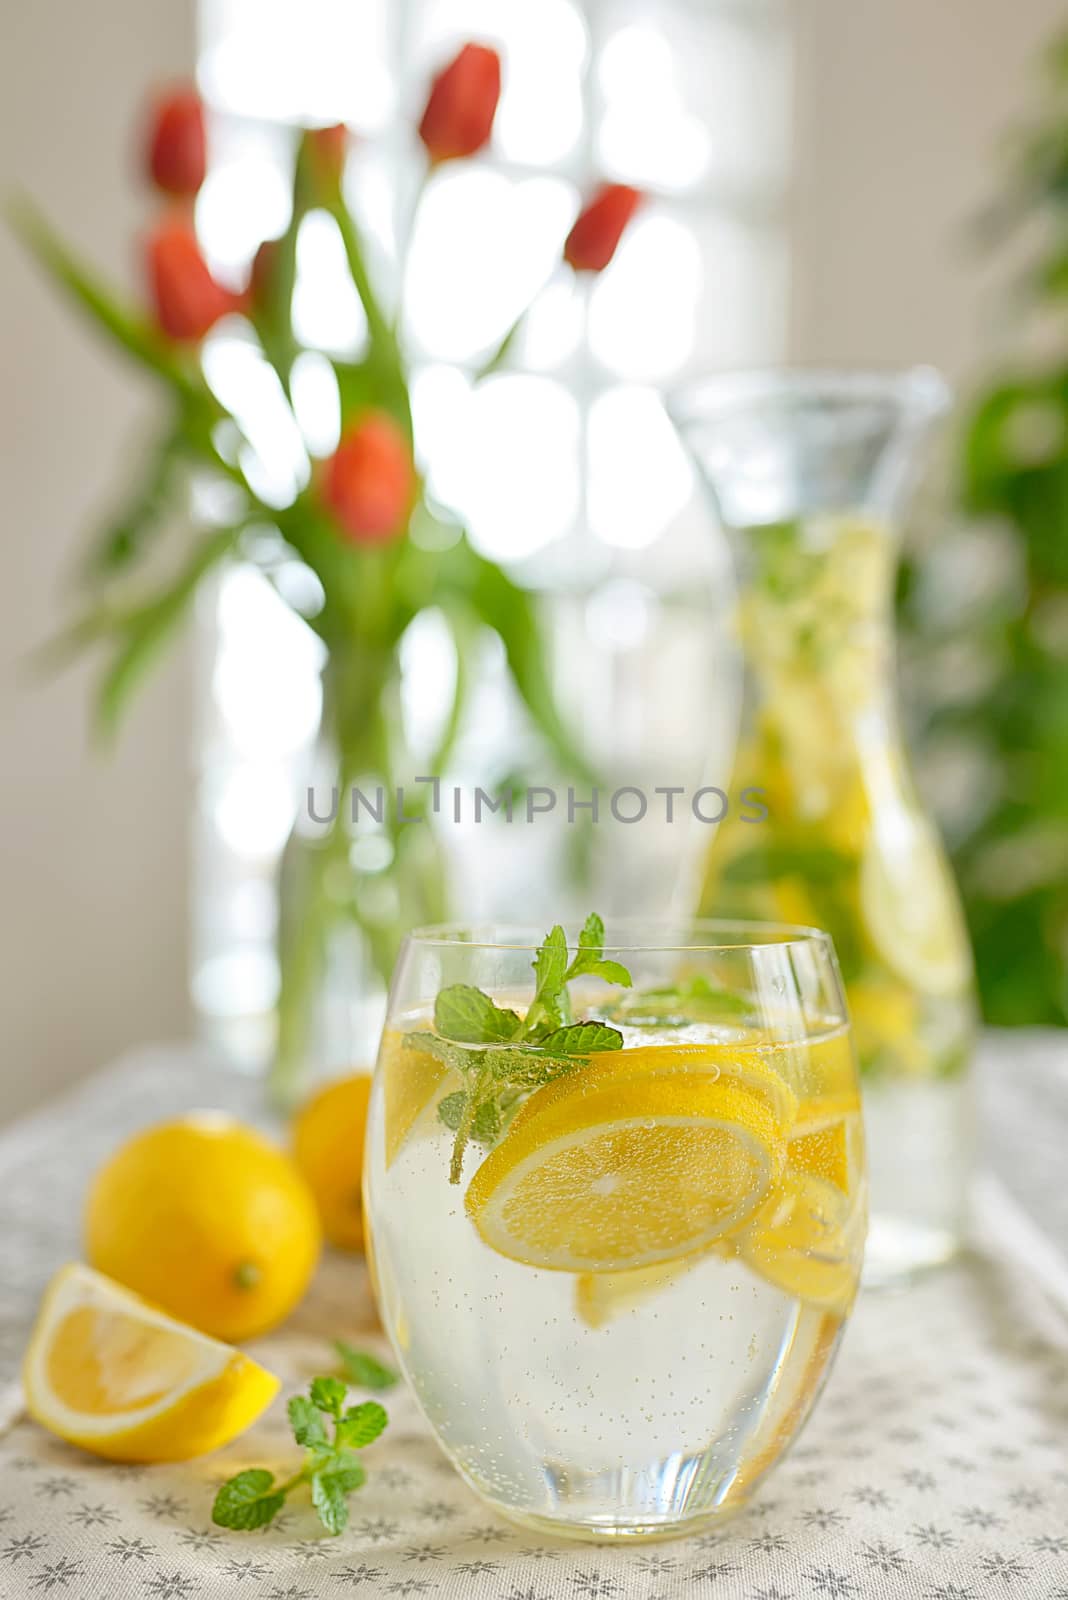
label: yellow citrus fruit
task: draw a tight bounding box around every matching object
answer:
[85,1115,321,1342]
[848,977,926,1075]
[788,1093,861,1194]
[738,1169,864,1317]
[466,1061,786,1274]
[380,1029,450,1167]
[574,1257,704,1330]
[860,822,972,998]
[583,1043,799,1131]
[292,1073,373,1250]
[23,1264,280,1462]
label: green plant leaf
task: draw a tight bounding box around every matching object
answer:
[434,985,521,1044]
[212,1470,285,1531]
[436,1090,468,1131]
[81,418,191,583]
[310,1470,352,1535]
[336,1400,389,1449]
[439,537,595,782]
[93,525,239,741]
[563,916,633,988]
[333,1342,398,1391]
[720,844,852,887]
[436,1089,500,1143]
[308,1376,348,1418]
[8,195,204,402]
[536,1021,624,1055]
[530,925,569,1027]
[328,201,406,412]
[287,1394,329,1449]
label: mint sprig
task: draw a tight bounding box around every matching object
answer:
[212,1378,388,1536]
[405,913,633,1182]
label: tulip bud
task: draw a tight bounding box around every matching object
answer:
[301,123,349,197]
[564,184,642,274]
[144,87,206,198]
[418,43,501,165]
[145,218,234,341]
[322,413,415,546]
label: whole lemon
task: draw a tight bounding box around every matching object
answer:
[292,1073,372,1251]
[85,1114,321,1342]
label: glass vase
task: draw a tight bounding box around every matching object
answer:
[269,657,448,1106]
[669,370,977,1283]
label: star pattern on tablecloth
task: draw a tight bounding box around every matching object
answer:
[176,1527,225,1552]
[68,1500,119,1528]
[216,1556,269,1582]
[910,1523,958,1549]
[860,1538,909,1574]
[334,1564,385,1587]
[1,1532,47,1563]
[1033,1532,1068,1553]
[143,1576,201,1600]
[34,1476,77,1500]
[105,1535,156,1562]
[27,1556,85,1592]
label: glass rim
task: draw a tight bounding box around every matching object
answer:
[404,918,835,956]
[666,364,952,431]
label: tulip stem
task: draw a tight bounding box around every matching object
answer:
[330,200,399,376]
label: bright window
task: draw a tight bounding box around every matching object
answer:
[193,0,792,1050]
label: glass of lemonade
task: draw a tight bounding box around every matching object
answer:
[364,918,866,1542]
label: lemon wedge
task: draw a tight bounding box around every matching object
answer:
[466,1065,786,1273]
[23,1264,280,1461]
[738,1171,864,1317]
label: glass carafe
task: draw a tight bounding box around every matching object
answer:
[670,370,977,1283]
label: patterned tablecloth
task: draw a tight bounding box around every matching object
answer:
[0,1036,1066,1600]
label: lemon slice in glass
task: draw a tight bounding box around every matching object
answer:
[23,1264,279,1462]
[584,1043,800,1131]
[739,1171,863,1316]
[465,1065,786,1274]
[788,1093,861,1194]
[574,1257,703,1329]
[381,1028,450,1167]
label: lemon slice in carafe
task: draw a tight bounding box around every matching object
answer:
[860,821,972,998]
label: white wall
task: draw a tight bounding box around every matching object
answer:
[0,0,196,1121]
[789,0,1065,381]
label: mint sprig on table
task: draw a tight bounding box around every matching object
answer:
[212,1377,387,1535]
[333,1340,398,1391]
[404,912,633,1182]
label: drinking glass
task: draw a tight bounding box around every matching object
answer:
[364,920,867,1542]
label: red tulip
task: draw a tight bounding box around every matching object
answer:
[144,86,206,198]
[418,43,501,164]
[302,123,349,194]
[564,184,642,273]
[145,218,234,341]
[322,413,415,545]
